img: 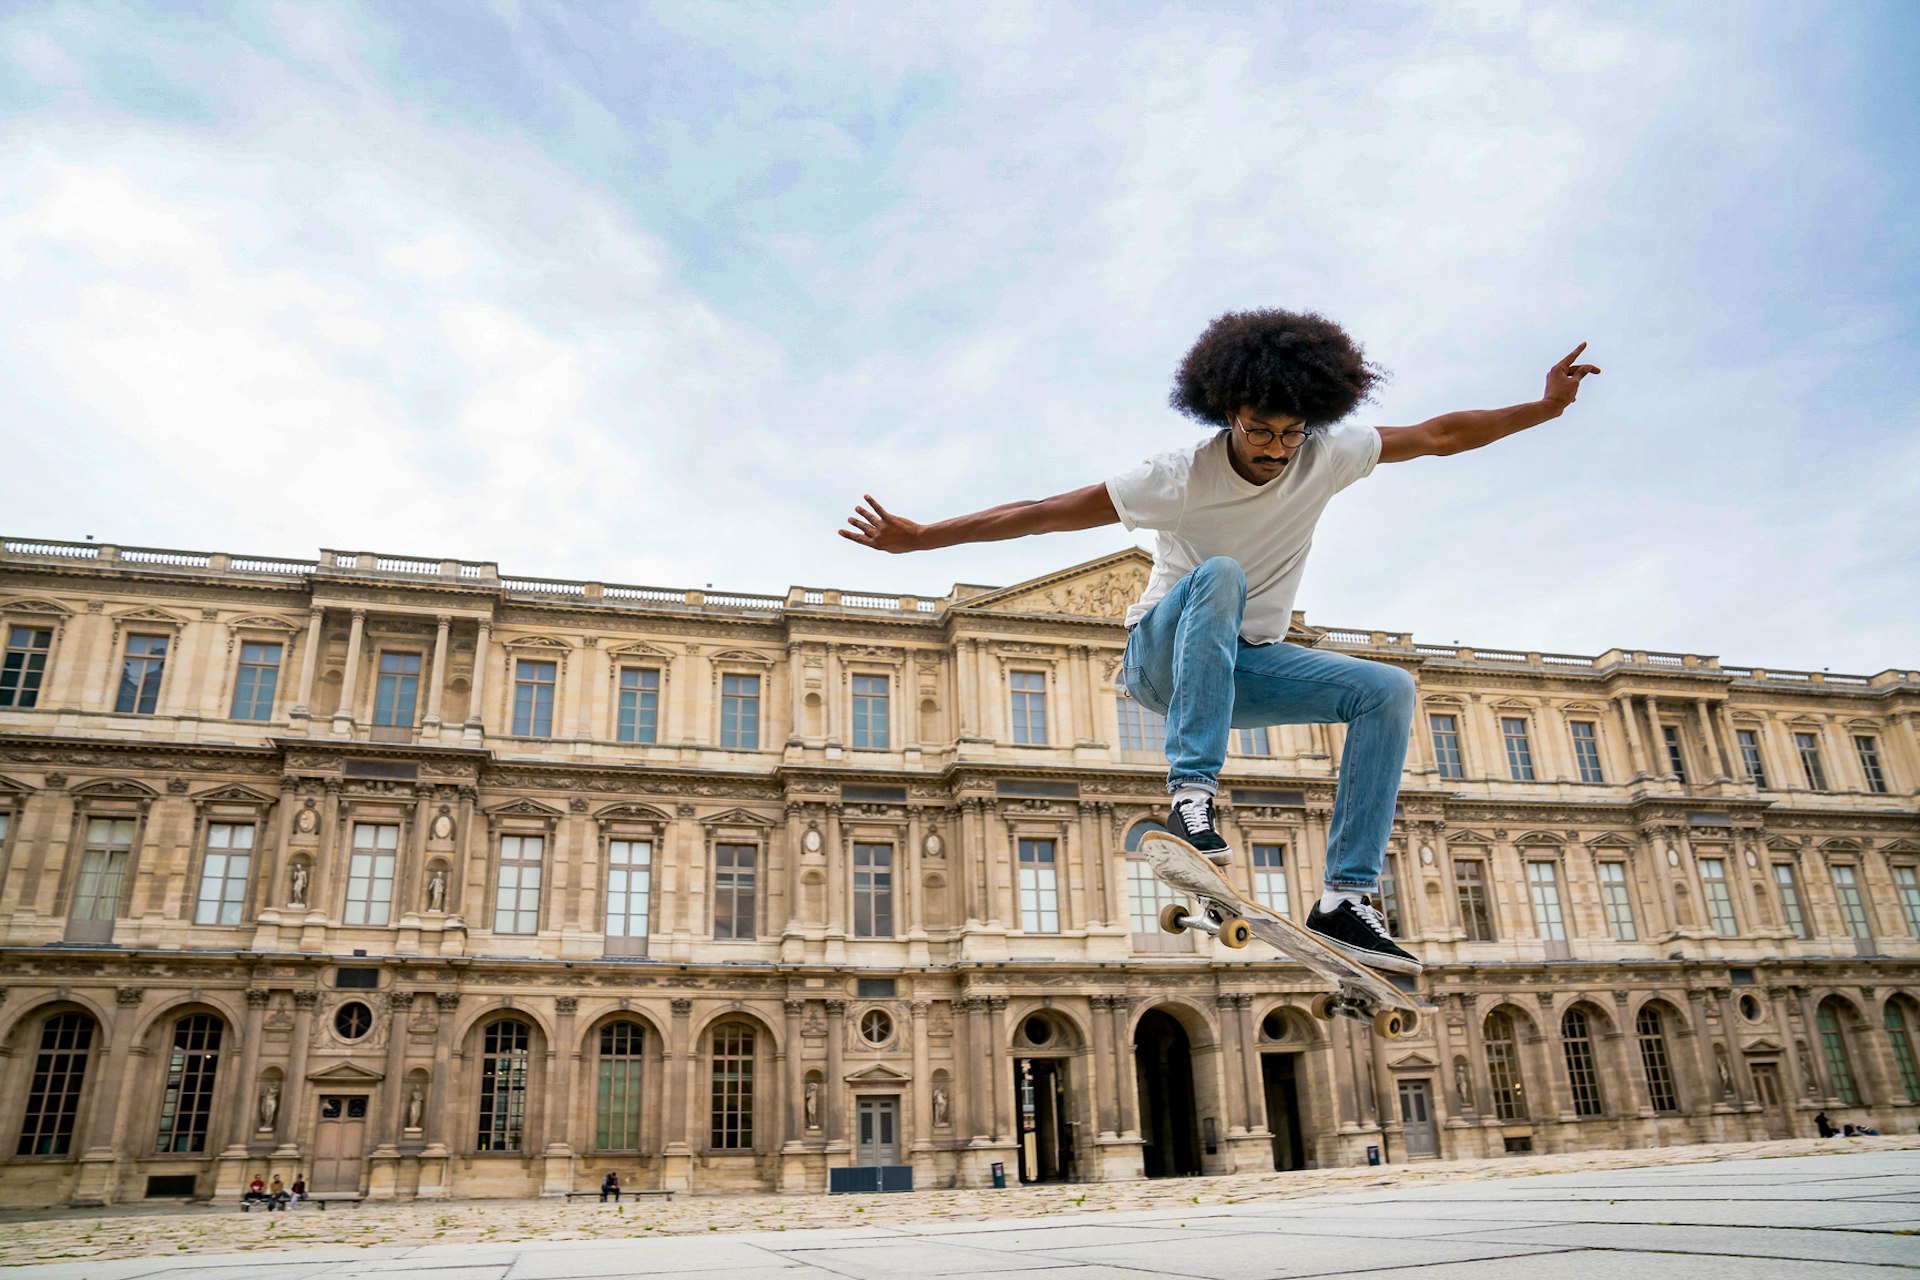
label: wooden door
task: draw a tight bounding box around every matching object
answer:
[312,1095,368,1193]
[1751,1064,1792,1139]
[855,1097,899,1166]
[1398,1080,1438,1158]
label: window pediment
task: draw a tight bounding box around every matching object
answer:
[1515,831,1566,848]
[594,802,673,826]
[503,634,571,651]
[484,797,564,820]
[192,784,277,806]
[71,778,161,800]
[0,596,74,618]
[699,806,774,830]
[710,649,774,667]
[112,606,189,630]
[225,614,300,634]
[608,641,674,660]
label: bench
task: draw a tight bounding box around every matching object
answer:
[306,1193,364,1211]
[562,1188,674,1201]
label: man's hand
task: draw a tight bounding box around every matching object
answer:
[1544,342,1602,410]
[840,495,926,554]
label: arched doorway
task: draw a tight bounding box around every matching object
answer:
[1134,1009,1200,1177]
[1014,1011,1080,1184]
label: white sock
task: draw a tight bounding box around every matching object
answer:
[1319,888,1365,914]
[1171,785,1213,809]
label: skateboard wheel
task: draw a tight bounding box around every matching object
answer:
[1311,993,1341,1021]
[1219,917,1252,949]
[1158,903,1188,935]
[1371,1009,1413,1039]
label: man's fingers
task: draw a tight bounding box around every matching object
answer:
[1559,342,1587,367]
[865,494,892,521]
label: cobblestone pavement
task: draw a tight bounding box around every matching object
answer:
[2,1137,1915,1276]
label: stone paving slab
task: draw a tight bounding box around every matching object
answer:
[1006,1234,1565,1279]
[1346,1255,1900,1280]
[1446,1221,1920,1268]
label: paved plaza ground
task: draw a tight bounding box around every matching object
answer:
[2,1138,1915,1278]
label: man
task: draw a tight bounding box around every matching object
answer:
[841,309,1599,975]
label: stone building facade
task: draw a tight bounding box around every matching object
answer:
[0,535,1915,1206]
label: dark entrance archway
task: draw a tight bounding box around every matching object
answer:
[1261,1053,1306,1170]
[1015,1057,1074,1183]
[1134,1009,1200,1177]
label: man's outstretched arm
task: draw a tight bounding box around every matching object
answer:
[840,482,1120,554]
[1377,343,1601,464]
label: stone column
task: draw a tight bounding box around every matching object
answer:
[954,998,979,1140]
[955,639,977,739]
[986,996,1009,1141]
[1111,997,1139,1138]
[1088,996,1116,1138]
[424,615,451,736]
[1236,995,1267,1134]
[823,644,843,745]
[780,999,804,1149]
[275,990,320,1160]
[1216,994,1248,1134]
[70,987,149,1205]
[662,998,693,1190]
[291,607,324,723]
[464,619,492,745]
[824,804,846,938]
[230,989,272,1147]
[1696,700,1730,782]
[541,995,578,1196]
[1616,695,1649,779]
[962,997,991,1141]
[415,991,460,1198]
[824,1000,847,1147]
[909,1001,932,1150]
[364,989,413,1200]
[332,608,366,734]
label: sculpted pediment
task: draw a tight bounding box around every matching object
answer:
[700,806,774,830]
[112,606,189,628]
[608,641,674,660]
[226,614,300,633]
[954,549,1153,621]
[307,1061,385,1084]
[845,1062,912,1084]
[504,634,571,651]
[0,597,74,617]
[484,797,564,819]
[193,783,278,805]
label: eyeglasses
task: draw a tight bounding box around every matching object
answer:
[1233,417,1310,449]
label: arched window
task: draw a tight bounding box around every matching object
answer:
[1885,1001,1920,1103]
[1636,1006,1680,1113]
[1816,1001,1861,1105]
[1483,1011,1527,1120]
[1560,1007,1604,1117]
[477,1019,531,1151]
[155,1014,223,1153]
[710,1024,755,1150]
[595,1021,646,1151]
[17,1012,96,1156]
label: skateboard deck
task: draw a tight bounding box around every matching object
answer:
[1139,830,1429,1038]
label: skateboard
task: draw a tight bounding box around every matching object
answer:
[1138,830,1429,1039]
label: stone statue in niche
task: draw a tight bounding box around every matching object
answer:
[406,1085,425,1130]
[932,1083,949,1126]
[426,869,447,913]
[288,863,309,908]
[257,1081,279,1131]
[804,1080,820,1128]
[295,806,318,834]
[1454,1060,1473,1109]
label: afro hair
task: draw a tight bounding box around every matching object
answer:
[1169,309,1385,429]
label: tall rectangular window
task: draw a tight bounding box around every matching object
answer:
[1774,863,1810,939]
[1637,1008,1679,1113]
[494,834,544,934]
[1737,728,1769,787]
[1699,857,1738,936]
[1429,714,1464,779]
[70,818,134,931]
[1795,732,1828,790]
[1661,724,1688,783]
[16,1013,95,1156]
[1854,736,1888,794]
[1484,1013,1526,1121]
[1831,865,1872,942]
[604,839,652,946]
[1116,697,1166,752]
[1599,861,1638,941]
[1569,721,1604,783]
[512,659,556,737]
[373,651,421,727]
[1252,843,1290,916]
[155,1015,222,1153]
[713,844,757,939]
[1234,727,1271,756]
[709,1025,755,1150]
[115,634,168,714]
[617,668,660,743]
[1561,1008,1604,1118]
[1009,672,1048,745]
[1894,866,1920,938]
[476,1019,530,1151]
[1018,838,1060,933]
[1501,718,1536,781]
[595,1022,646,1150]
[1454,858,1493,941]
[1885,1003,1920,1104]
[1527,860,1567,954]
[1127,857,1186,949]
[852,842,895,938]
[193,823,254,926]
[343,822,398,926]
[229,641,282,721]
[1817,1004,1860,1106]
[851,674,890,749]
[719,674,760,749]
[1,626,53,708]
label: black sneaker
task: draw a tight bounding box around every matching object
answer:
[1306,897,1423,975]
[1167,792,1232,866]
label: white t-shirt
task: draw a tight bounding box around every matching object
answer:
[1105,425,1381,644]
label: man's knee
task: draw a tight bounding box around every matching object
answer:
[1190,556,1247,597]
[1357,664,1416,719]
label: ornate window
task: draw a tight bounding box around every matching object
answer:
[1501,717,1535,781]
[709,1024,755,1150]
[1252,843,1290,916]
[1428,713,1464,779]
[193,822,254,926]
[1598,861,1637,941]
[1736,728,1769,787]
[1794,731,1828,790]
[1116,696,1166,753]
[373,651,421,727]
[1527,860,1567,955]
[343,822,398,926]
[334,1002,373,1041]
[1636,1006,1679,1113]
[604,839,652,951]
[1894,865,1920,938]
[719,673,759,749]
[115,633,168,714]
[1699,858,1738,936]
[1454,858,1493,942]
[1483,1011,1527,1120]
[512,659,557,737]
[1009,671,1048,745]
[851,674,890,749]
[0,625,51,708]
[16,1012,95,1156]
[1560,1008,1604,1117]
[1234,727,1271,756]
[1816,1002,1860,1105]
[476,1018,531,1151]
[493,834,544,934]
[595,1021,646,1151]
[1018,838,1060,933]
[859,1009,894,1046]
[852,842,895,938]
[1884,1002,1920,1104]
[713,843,758,940]
[1830,865,1873,942]
[1569,720,1604,783]
[1661,724,1689,784]
[229,641,282,722]
[1774,863,1810,939]
[155,1014,223,1153]
[1853,736,1887,794]
[617,667,660,743]
[69,817,134,938]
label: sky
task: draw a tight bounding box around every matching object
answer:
[1,1,1915,675]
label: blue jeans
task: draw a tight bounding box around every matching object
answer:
[1121,556,1415,891]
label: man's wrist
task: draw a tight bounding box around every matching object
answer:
[1535,397,1570,419]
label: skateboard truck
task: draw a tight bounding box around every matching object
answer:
[1158,902,1253,949]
